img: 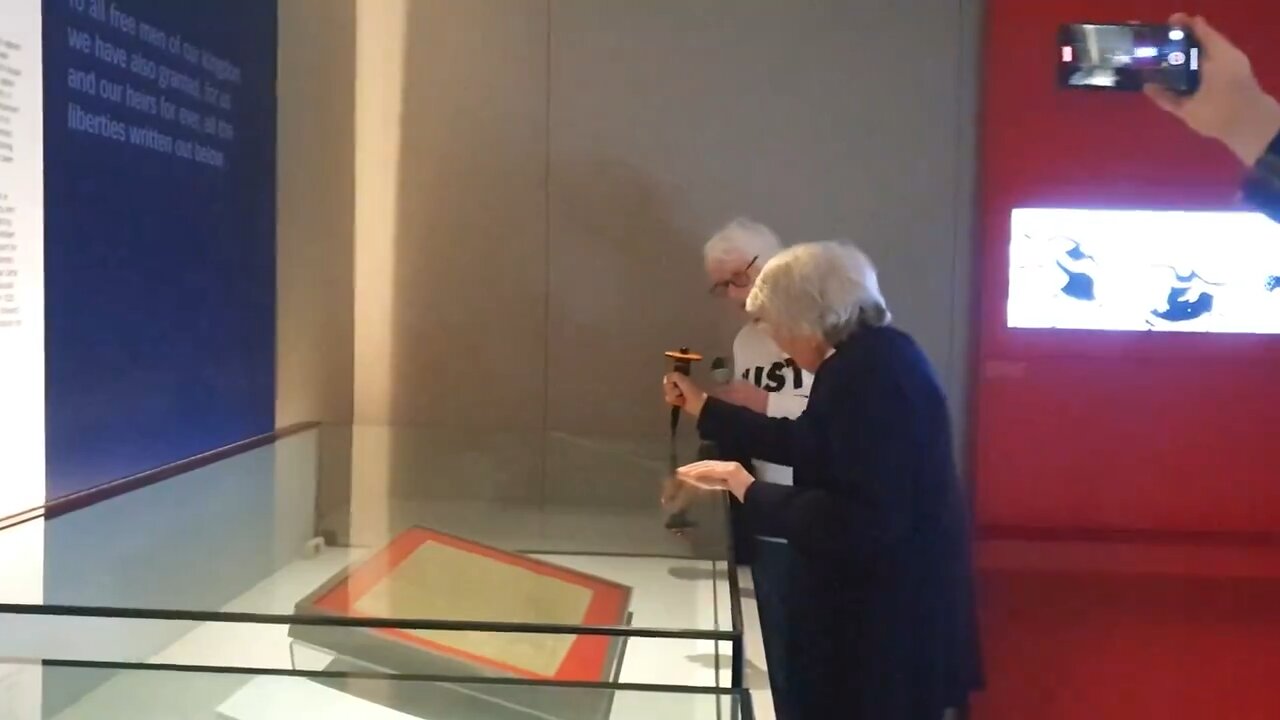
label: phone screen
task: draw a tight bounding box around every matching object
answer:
[1058,23,1199,94]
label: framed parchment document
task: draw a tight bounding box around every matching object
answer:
[289,528,632,720]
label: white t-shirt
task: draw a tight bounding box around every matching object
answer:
[731,322,813,487]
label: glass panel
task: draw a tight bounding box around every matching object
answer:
[0,425,740,686]
[0,615,732,689]
[5,661,748,720]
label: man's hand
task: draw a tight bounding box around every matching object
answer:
[663,373,708,418]
[713,380,769,414]
[676,460,756,502]
[1145,14,1280,166]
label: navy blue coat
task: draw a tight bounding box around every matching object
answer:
[1244,129,1280,223]
[697,325,983,720]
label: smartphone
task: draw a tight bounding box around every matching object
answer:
[1058,23,1200,95]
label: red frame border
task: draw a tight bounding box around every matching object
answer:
[310,528,630,681]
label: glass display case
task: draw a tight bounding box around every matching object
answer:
[8,659,752,720]
[0,424,745,719]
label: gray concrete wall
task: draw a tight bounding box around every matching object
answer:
[355,0,981,504]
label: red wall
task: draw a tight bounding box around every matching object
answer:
[975,1,1280,536]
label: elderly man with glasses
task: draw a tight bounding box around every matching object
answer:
[701,218,811,720]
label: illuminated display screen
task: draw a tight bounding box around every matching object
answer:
[1008,208,1280,334]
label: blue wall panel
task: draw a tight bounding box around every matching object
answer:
[42,0,277,498]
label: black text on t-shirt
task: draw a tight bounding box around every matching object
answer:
[742,359,804,392]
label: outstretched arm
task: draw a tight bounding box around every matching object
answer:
[1144,14,1280,221]
[740,374,917,568]
[678,399,916,571]
[665,371,813,467]
[1243,137,1280,223]
[696,396,810,468]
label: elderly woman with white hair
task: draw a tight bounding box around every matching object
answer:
[664,241,983,720]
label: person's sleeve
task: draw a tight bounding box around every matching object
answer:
[699,424,754,472]
[697,396,807,468]
[717,332,761,468]
[741,364,915,570]
[1243,130,1280,224]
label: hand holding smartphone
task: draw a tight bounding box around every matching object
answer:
[1059,22,1200,95]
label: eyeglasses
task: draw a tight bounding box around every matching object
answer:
[709,256,759,296]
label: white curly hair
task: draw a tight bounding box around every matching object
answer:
[702,218,783,266]
[746,240,891,345]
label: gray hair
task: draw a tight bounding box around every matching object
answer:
[703,218,783,265]
[746,241,891,345]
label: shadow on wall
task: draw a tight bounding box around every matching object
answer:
[384,0,549,508]
[544,157,712,508]
[546,158,709,436]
